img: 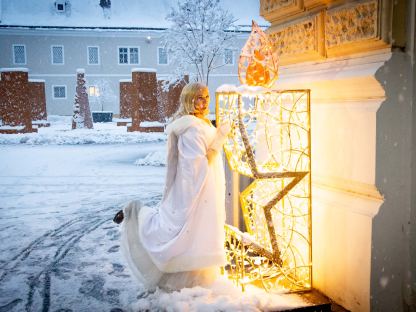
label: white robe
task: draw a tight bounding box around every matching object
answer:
[120,115,226,289]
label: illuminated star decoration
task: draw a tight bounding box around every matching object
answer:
[217,20,311,292]
[236,93,307,267]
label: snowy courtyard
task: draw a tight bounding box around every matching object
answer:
[0,117,307,312]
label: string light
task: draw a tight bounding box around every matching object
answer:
[217,89,311,292]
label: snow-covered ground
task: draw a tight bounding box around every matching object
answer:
[0,117,306,311]
[0,116,167,145]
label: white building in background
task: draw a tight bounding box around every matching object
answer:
[0,0,269,116]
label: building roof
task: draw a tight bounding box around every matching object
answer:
[0,0,269,30]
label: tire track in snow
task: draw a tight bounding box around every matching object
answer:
[0,193,162,311]
[25,217,108,312]
[0,218,81,282]
[0,207,113,311]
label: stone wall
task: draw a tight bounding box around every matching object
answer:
[0,69,44,133]
[119,81,133,119]
[28,80,47,121]
[259,0,415,311]
[126,69,160,132]
[119,69,188,132]
[157,75,189,120]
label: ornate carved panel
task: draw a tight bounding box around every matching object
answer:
[262,0,297,11]
[326,1,378,46]
[304,0,332,8]
[260,0,335,24]
[262,0,398,63]
[268,13,325,64]
[325,0,391,56]
[260,0,304,23]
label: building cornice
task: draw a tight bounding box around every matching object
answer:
[0,25,252,37]
[0,25,168,31]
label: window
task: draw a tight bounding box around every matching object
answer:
[158,47,168,65]
[129,47,139,64]
[88,86,100,97]
[119,47,128,64]
[13,44,26,64]
[224,49,234,65]
[55,0,67,13]
[56,3,64,11]
[53,85,66,99]
[51,45,64,64]
[118,47,140,64]
[88,46,99,65]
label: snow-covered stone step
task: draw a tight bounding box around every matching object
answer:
[279,290,339,312]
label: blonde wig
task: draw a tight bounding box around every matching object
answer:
[172,82,207,120]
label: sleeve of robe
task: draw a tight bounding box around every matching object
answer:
[138,123,211,271]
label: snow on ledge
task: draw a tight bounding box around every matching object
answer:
[113,118,132,122]
[0,125,25,130]
[141,121,165,127]
[0,67,29,72]
[236,85,268,95]
[119,79,132,82]
[29,79,46,83]
[76,68,85,74]
[216,84,268,95]
[216,84,238,93]
[132,68,157,73]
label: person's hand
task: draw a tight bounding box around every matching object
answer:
[218,120,232,136]
[208,120,231,154]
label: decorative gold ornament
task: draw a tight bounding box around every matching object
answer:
[239,21,279,88]
[216,88,311,292]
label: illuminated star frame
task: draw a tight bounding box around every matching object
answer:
[216,88,311,292]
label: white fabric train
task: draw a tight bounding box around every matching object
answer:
[120,115,226,289]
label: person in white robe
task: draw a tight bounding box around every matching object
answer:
[114,82,231,291]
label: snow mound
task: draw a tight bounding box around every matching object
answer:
[135,151,166,167]
[0,115,167,145]
[0,130,166,145]
[131,278,306,312]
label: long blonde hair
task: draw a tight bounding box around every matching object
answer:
[172,82,207,120]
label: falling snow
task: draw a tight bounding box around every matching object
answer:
[0,116,307,311]
[380,276,389,288]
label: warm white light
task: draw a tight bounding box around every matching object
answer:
[217,89,312,292]
[88,86,99,97]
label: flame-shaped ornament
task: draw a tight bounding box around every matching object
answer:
[238,20,279,88]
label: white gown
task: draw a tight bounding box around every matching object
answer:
[120,115,226,290]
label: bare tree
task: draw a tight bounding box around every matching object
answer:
[93,79,116,112]
[163,0,237,86]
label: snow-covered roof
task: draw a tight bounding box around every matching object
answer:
[0,0,269,29]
